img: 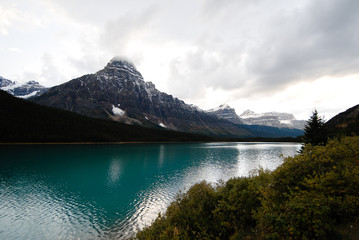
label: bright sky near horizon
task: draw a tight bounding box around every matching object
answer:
[1,0,358,120]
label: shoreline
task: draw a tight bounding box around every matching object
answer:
[0,140,301,145]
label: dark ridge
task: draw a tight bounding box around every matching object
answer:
[0,90,217,143]
[325,104,359,137]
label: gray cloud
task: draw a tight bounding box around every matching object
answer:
[244,0,359,94]
[167,42,247,101]
[2,0,358,119]
[41,0,158,24]
[39,53,69,86]
[37,0,359,101]
[100,5,160,64]
[164,0,359,102]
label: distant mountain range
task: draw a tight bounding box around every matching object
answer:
[238,110,306,129]
[30,58,303,138]
[207,105,306,130]
[0,76,47,98]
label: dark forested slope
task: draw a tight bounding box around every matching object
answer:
[325,104,359,137]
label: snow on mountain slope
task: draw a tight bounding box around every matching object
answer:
[112,104,125,116]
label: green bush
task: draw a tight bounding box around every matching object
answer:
[137,181,219,239]
[213,171,271,239]
[137,137,359,239]
[256,137,359,239]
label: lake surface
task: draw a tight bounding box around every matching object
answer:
[0,142,300,239]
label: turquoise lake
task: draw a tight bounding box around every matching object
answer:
[0,142,300,239]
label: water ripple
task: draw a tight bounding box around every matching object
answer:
[0,143,301,239]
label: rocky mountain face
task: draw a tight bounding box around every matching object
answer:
[207,104,243,124]
[32,59,256,137]
[31,58,303,138]
[239,110,306,130]
[0,76,47,98]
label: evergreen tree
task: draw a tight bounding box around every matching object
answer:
[303,110,328,146]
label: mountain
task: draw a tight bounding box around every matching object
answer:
[0,76,13,88]
[325,104,359,137]
[208,105,305,130]
[31,58,303,138]
[0,90,218,143]
[207,104,243,124]
[31,58,251,137]
[239,110,306,130]
[0,76,48,98]
[208,105,304,137]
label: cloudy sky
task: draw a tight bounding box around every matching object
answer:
[1,0,358,120]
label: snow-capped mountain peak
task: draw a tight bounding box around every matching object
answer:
[208,104,231,112]
[33,58,209,130]
[207,104,242,124]
[239,109,259,119]
[0,76,15,88]
[0,77,48,98]
[102,58,144,81]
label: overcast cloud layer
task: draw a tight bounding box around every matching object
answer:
[1,0,358,119]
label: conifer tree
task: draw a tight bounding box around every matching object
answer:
[303,110,328,146]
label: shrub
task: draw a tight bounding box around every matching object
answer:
[137,181,219,239]
[137,137,359,239]
[256,137,359,239]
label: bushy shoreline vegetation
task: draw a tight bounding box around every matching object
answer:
[137,136,359,239]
